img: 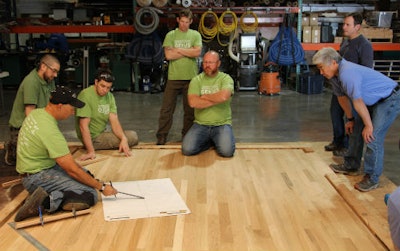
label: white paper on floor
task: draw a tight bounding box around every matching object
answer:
[101,178,190,221]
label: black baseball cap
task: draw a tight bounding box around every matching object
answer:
[50,86,85,108]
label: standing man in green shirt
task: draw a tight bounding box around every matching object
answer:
[156,8,202,145]
[5,54,59,166]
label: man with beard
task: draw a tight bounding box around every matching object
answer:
[5,54,59,166]
[181,50,235,157]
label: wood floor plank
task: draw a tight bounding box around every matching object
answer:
[0,145,390,251]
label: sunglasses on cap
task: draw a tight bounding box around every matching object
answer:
[97,73,115,82]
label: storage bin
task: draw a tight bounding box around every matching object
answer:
[298,73,324,94]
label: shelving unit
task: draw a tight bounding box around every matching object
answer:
[302,42,400,51]
[8,25,135,34]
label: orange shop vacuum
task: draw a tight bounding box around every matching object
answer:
[259,62,281,95]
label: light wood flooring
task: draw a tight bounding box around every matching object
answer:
[0,142,396,251]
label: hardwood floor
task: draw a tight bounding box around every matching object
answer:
[0,143,394,250]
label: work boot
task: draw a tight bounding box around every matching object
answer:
[4,141,16,166]
[324,141,339,151]
[156,134,167,145]
[61,191,94,211]
[14,187,49,222]
[333,147,348,157]
[329,163,360,176]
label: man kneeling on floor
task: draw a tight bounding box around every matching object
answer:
[181,50,235,157]
[14,86,117,222]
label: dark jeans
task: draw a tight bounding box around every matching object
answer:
[330,94,348,148]
[157,80,194,139]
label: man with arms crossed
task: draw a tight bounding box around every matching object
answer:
[182,50,235,158]
[156,8,202,145]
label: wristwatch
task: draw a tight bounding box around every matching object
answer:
[347,117,355,122]
[99,182,106,192]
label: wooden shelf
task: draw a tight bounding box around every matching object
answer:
[7,25,134,34]
[302,43,400,51]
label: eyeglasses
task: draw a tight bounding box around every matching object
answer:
[43,62,59,74]
[203,61,218,65]
[98,73,115,82]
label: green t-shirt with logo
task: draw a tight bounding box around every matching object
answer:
[9,69,55,128]
[16,109,70,174]
[188,72,234,126]
[75,85,117,140]
[163,28,202,80]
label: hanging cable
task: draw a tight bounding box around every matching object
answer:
[134,7,160,35]
[217,10,238,46]
[239,11,258,33]
[218,10,238,36]
[198,10,219,43]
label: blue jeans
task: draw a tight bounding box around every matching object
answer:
[182,123,235,157]
[347,90,400,183]
[22,165,98,213]
[344,112,364,169]
[330,94,348,148]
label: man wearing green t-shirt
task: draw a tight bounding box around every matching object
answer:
[14,86,118,222]
[5,54,59,166]
[75,69,138,161]
[156,8,202,145]
[182,50,235,157]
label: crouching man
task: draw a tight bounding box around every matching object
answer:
[15,86,117,222]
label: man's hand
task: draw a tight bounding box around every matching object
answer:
[345,121,354,135]
[79,152,96,161]
[102,184,118,196]
[362,125,375,144]
[119,137,132,157]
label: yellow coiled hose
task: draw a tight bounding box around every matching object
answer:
[217,10,238,46]
[198,11,219,42]
[239,11,258,33]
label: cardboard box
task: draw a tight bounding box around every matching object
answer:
[310,13,319,26]
[302,16,310,26]
[302,26,312,43]
[312,26,320,43]
[334,36,343,44]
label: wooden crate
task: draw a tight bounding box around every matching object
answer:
[361,27,393,42]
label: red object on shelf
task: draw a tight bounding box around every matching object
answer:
[302,42,400,51]
[8,25,135,34]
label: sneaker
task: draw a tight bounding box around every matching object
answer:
[329,163,360,175]
[354,174,379,192]
[4,141,16,166]
[14,187,49,222]
[324,142,338,151]
[333,148,348,157]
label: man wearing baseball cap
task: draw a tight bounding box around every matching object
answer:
[14,86,118,222]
